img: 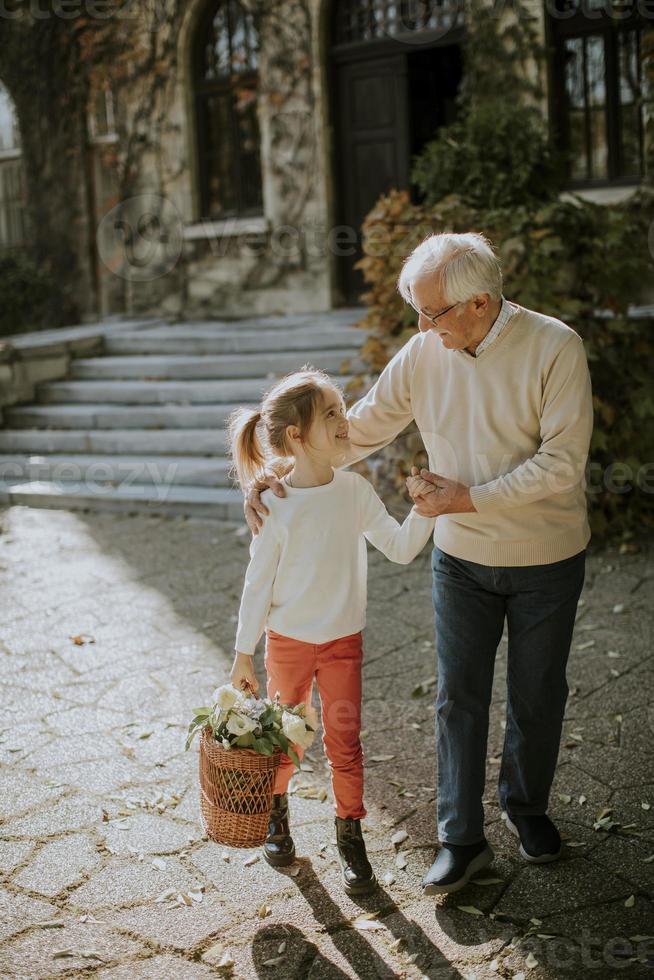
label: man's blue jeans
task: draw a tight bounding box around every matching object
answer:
[431,545,586,845]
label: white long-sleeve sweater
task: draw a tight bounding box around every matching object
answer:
[342,303,594,566]
[235,470,435,655]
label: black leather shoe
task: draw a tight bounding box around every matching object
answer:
[422,839,494,895]
[502,810,562,863]
[263,793,295,867]
[335,816,377,895]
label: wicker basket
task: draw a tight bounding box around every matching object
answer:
[198,727,282,847]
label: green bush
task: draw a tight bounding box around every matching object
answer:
[412,99,563,212]
[0,250,58,337]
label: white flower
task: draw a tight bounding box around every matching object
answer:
[282,710,315,749]
[242,697,266,719]
[226,713,258,737]
[212,684,242,711]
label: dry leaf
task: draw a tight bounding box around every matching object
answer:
[152,858,166,871]
[457,905,484,916]
[278,941,287,954]
[525,952,539,968]
[263,956,285,966]
[382,871,396,886]
[188,890,204,904]
[369,755,395,763]
[36,920,65,929]
[391,829,408,846]
[257,904,272,919]
[530,917,542,925]
[642,803,651,811]
[612,603,625,614]
[579,795,587,805]
[244,854,260,867]
[288,866,300,877]
[352,914,387,931]
[396,852,408,870]
[154,888,176,903]
[471,877,503,885]
[625,894,635,907]
[575,639,595,650]
[558,794,572,804]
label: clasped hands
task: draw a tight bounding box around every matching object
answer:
[406,467,476,517]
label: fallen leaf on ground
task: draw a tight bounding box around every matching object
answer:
[53,949,105,961]
[396,853,408,870]
[369,755,395,763]
[525,952,539,968]
[244,854,260,867]
[257,904,272,919]
[391,829,408,846]
[457,905,484,916]
[263,956,285,966]
[625,895,635,907]
[152,858,166,871]
[472,877,503,886]
[352,913,387,931]
[382,871,396,886]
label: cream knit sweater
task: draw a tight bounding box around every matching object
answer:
[342,304,594,566]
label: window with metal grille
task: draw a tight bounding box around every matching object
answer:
[548,0,647,185]
[332,0,463,46]
[193,0,263,219]
[0,82,28,250]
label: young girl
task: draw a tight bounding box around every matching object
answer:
[227,367,435,895]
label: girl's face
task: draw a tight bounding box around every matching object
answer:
[304,388,350,462]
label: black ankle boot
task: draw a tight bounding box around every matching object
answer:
[263,793,295,867]
[335,816,377,895]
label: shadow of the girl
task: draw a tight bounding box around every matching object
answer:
[250,857,503,979]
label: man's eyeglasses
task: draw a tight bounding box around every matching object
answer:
[409,300,464,325]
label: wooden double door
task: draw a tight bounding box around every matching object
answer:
[330,44,462,304]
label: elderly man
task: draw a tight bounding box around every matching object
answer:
[245,232,593,895]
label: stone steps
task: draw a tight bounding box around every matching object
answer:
[0,308,367,518]
[70,349,362,380]
[104,327,365,356]
[35,375,352,405]
[0,428,228,455]
[0,454,232,487]
[0,479,243,519]
[5,402,255,429]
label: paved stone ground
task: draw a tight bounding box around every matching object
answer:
[0,503,652,980]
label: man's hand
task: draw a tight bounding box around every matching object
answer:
[409,467,477,517]
[244,471,286,535]
[230,652,260,695]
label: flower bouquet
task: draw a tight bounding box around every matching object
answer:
[185,682,316,848]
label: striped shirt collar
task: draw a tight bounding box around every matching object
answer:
[473,295,517,357]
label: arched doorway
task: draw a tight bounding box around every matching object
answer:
[328,0,464,303]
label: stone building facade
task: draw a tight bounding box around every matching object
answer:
[1,0,651,321]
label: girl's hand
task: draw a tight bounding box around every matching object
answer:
[230,652,260,695]
[407,466,437,500]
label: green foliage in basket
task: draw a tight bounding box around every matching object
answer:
[185,683,316,769]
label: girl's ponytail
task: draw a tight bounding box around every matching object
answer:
[227,406,266,489]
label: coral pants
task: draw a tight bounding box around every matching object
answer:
[264,628,366,820]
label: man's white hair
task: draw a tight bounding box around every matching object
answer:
[397,232,503,307]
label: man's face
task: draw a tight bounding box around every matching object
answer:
[411,278,491,352]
